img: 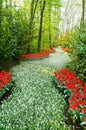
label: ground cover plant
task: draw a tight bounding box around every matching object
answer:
[0,49,71,130]
[53,67,86,129]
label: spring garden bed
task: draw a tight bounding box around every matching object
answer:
[0,51,72,130]
[62,47,72,52]
[0,49,56,104]
[0,70,14,105]
[1,48,84,130]
[53,67,86,130]
[20,48,56,60]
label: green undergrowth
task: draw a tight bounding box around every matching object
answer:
[0,50,71,130]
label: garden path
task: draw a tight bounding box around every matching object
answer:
[0,47,72,130]
[41,46,71,69]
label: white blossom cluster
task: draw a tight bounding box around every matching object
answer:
[0,48,71,130]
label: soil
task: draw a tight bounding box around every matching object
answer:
[64,97,83,130]
[0,58,20,71]
[0,85,14,105]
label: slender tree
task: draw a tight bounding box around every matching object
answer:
[48,0,52,48]
[5,0,8,8]
[9,0,12,7]
[0,0,2,27]
[38,0,46,52]
[26,0,39,52]
[80,0,85,27]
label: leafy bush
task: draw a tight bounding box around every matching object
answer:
[68,21,86,82]
[57,32,74,48]
[0,7,30,70]
[69,43,86,82]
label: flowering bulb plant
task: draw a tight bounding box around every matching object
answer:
[0,70,13,99]
[45,47,56,53]
[21,51,49,59]
[54,68,86,128]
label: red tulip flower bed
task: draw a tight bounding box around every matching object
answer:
[45,47,56,53]
[54,68,86,127]
[21,51,49,59]
[0,70,13,100]
[21,48,56,59]
[62,47,72,52]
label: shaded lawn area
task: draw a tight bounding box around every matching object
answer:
[0,48,71,130]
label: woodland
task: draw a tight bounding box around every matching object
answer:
[0,0,86,130]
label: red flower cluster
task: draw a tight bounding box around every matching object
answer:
[54,68,86,121]
[45,48,56,53]
[62,47,72,52]
[0,70,12,90]
[21,52,49,59]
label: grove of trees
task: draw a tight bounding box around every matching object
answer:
[0,0,61,70]
[0,0,86,81]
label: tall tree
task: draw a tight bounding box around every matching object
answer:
[48,0,52,48]
[9,0,12,7]
[80,0,85,27]
[38,0,46,52]
[26,0,39,52]
[0,0,3,27]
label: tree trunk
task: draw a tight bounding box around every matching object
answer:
[80,0,85,28]
[0,0,2,27]
[38,0,46,52]
[82,0,85,21]
[48,2,52,48]
[5,0,8,8]
[27,0,39,52]
[9,0,12,7]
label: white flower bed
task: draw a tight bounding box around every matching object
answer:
[0,48,71,130]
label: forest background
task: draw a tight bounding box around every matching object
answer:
[0,0,86,81]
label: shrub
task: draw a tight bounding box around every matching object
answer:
[57,32,74,48]
[69,43,86,82]
[68,21,86,82]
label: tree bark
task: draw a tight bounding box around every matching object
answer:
[9,0,12,7]
[82,0,85,21]
[5,0,8,8]
[80,0,85,28]
[0,0,3,39]
[27,0,39,52]
[38,0,46,52]
[0,0,2,27]
[48,1,52,48]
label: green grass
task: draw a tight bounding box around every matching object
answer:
[0,48,71,130]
